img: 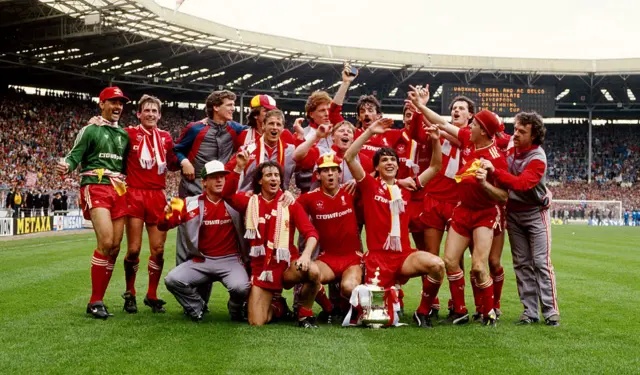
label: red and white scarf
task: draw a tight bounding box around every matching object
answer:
[383,180,404,251]
[136,125,166,174]
[252,136,285,167]
[244,192,290,282]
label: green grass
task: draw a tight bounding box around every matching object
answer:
[0,226,638,374]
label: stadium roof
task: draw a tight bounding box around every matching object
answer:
[2,0,640,118]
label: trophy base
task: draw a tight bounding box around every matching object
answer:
[369,324,383,329]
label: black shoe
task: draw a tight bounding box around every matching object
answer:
[413,312,433,328]
[545,314,560,326]
[515,314,540,325]
[122,292,137,313]
[191,311,204,322]
[440,311,470,325]
[471,312,483,322]
[317,310,333,324]
[86,301,111,320]
[298,316,319,328]
[482,309,497,327]
[428,308,439,320]
[144,296,166,313]
[202,302,210,314]
[494,308,502,320]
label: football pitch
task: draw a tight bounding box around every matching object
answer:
[0,226,638,374]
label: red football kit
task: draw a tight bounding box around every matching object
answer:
[297,187,362,277]
[222,172,319,291]
[450,128,508,237]
[357,174,415,288]
[125,125,175,224]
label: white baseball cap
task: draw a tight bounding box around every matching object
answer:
[200,160,229,179]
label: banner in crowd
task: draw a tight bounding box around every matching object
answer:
[54,216,83,231]
[0,218,13,237]
[13,216,53,236]
[25,171,38,188]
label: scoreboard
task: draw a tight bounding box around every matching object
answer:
[441,84,556,117]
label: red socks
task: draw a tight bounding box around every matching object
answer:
[447,271,467,314]
[315,285,333,313]
[417,275,442,315]
[491,267,504,310]
[90,250,116,304]
[298,306,314,319]
[477,278,495,316]
[147,255,164,300]
[397,287,405,310]
[124,256,139,296]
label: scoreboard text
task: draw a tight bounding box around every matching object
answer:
[441,84,555,117]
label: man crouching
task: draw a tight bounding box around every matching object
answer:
[223,153,321,327]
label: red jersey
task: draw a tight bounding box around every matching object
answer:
[424,138,461,203]
[198,197,239,257]
[357,174,412,253]
[125,126,175,189]
[456,128,508,210]
[297,187,361,257]
[222,172,319,254]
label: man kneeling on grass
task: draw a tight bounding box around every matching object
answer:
[222,154,321,328]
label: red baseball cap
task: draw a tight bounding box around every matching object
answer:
[99,86,129,103]
[250,94,277,110]
[473,110,501,138]
[316,153,342,170]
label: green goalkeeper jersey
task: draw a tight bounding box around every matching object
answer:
[65,121,130,186]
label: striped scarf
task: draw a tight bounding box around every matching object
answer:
[244,192,291,282]
[383,181,404,251]
[136,125,167,175]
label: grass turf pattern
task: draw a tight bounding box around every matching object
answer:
[0,226,638,374]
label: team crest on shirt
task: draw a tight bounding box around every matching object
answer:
[382,137,389,146]
[136,134,143,141]
[316,201,324,210]
[341,196,346,206]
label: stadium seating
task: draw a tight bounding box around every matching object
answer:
[1,89,639,212]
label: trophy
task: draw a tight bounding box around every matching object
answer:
[360,268,392,329]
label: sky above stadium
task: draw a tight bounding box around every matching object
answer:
[154,0,635,60]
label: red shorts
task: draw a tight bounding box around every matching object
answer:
[250,253,299,292]
[127,187,167,224]
[450,204,501,238]
[420,195,457,232]
[316,252,362,278]
[80,184,127,220]
[494,206,506,236]
[407,200,426,232]
[363,250,415,288]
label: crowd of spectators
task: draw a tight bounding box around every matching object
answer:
[2,88,639,215]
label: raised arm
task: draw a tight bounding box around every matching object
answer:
[292,123,331,162]
[417,126,443,187]
[407,84,460,139]
[345,118,394,182]
[332,63,357,106]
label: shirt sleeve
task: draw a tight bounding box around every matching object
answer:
[281,129,296,145]
[164,133,180,172]
[457,127,472,148]
[157,198,187,231]
[493,159,546,192]
[65,124,94,172]
[359,153,374,174]
[329,102,345,125]
[357,173,376,195]
[291,202,319,241]
[297,146,320,170]
[221,171,250,212]
[173,123,199,163]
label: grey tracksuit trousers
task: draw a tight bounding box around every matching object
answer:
[507,207,559,320]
